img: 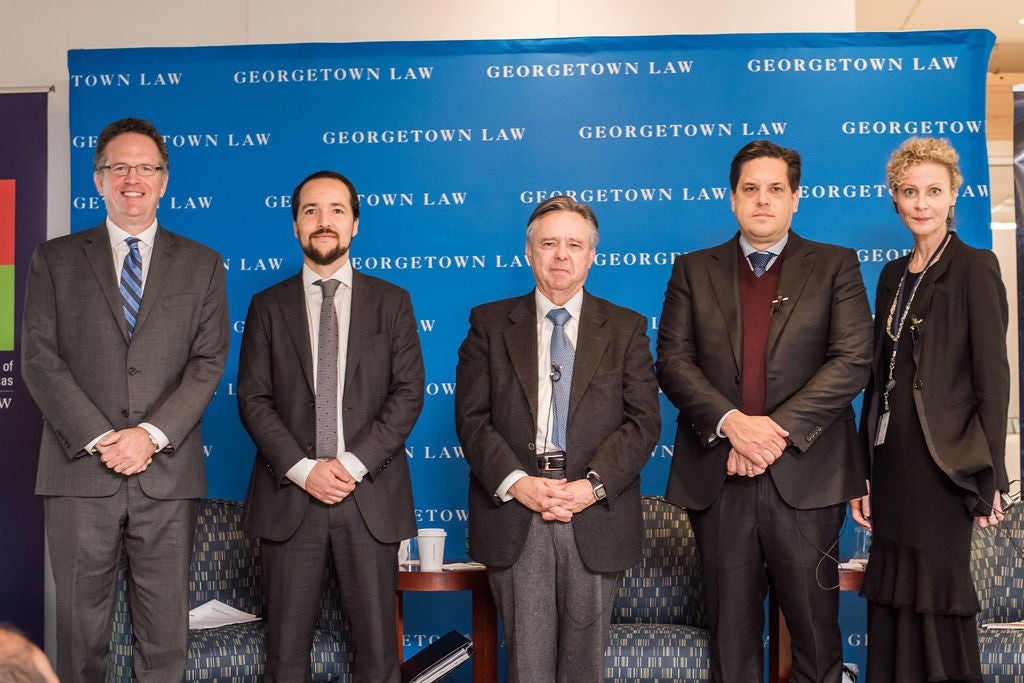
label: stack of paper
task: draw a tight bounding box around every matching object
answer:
[189,600,261,630]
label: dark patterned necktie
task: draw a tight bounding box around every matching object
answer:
[315,279,341,460]
[120,237,143,338]
[748,251,774,277]
[547,307,574,449]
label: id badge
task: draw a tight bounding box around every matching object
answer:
[875,411,890,447]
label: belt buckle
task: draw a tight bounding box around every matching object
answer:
[537,450,566,472]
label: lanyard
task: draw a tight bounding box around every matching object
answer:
[881,231,950,414]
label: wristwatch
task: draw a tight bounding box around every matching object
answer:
[146,431,160,453]
[587,471,607,502]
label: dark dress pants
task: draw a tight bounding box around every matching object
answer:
[689,474,846,683]
[45,477,196,683]
[261,496,401,683]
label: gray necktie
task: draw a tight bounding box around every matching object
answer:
[315,279,341,460]
[547,307,574,450]
[748,251,774,277]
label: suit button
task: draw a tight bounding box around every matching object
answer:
[914,379,923,389]
[121,410,129,418]
[128,367,138,376]
[307,444,314,451]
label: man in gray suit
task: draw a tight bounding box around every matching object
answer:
[657,140,872,681]
[238,170,424,683]
[455,196,661,683]
[21,117,230,682]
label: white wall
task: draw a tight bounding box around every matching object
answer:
[0,0,855,240]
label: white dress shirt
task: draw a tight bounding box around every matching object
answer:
[86,219,169,453]
[284,260,369,488]
[495,288,584,501]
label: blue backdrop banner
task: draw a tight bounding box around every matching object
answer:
[67,30,994,676]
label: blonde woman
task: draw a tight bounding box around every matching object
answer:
[851,137,1010,682]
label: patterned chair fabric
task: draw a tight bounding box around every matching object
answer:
[107,499,354,682]
[606,495,711,682]
[972,505,1024,683]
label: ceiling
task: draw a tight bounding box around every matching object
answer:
[856,0,1024,73]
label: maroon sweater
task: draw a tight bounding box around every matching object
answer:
[738,248,782,416]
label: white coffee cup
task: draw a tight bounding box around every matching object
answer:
[417,528,447,572]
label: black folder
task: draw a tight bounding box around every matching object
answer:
[400,630,474,683]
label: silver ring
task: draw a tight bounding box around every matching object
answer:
[746,466,753,472]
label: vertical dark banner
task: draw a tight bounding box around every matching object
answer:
[1016,88,1024,470]
[0,91,48,644]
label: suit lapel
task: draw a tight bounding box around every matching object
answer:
[278,273,315,394]
[905,233,959,367]
[707,239,742,372]
[133,226,173,337]
[908,232,958,319]
[344,271,372,391]
[568,292,609,423]
[767,232,813,354]
[82,224,129,343]
[503,294,539,421]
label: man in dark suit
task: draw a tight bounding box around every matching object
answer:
[656,140,873,682]
[21,117,230,682]
[238,170,424,683]
[455,196,661,683]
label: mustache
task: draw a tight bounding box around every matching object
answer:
[311,228,338,238]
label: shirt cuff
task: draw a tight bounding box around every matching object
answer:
[138,423,170,451]
[496,470,528,503]
[339,451,368,482]
[716,409,738,438]
[85,430,115,454]
[285,458,317,489]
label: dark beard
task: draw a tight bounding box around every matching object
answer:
[302,239,349,266]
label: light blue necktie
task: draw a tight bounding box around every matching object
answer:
[547,307,574,449]
[748,250,774,277]
[120,237,143,338]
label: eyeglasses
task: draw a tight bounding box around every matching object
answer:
[98,163,165,177]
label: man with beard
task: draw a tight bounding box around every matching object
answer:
[238,170,425,682]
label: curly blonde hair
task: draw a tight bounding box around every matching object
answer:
[886,137,962,193]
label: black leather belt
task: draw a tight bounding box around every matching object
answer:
[537,452,566,478]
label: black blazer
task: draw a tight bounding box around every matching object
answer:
[239,270,424,544]
[658,231,874,511]
[860,233,1010,509]
[455,290,661,573]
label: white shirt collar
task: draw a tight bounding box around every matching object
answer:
[302,260,353,290]
[534,288,584,323]
[106,218,158,248]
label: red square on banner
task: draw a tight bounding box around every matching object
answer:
[0,180,14,265]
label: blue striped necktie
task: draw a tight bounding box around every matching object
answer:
[120,237,143,338]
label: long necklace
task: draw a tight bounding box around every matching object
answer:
[875,231,951,447]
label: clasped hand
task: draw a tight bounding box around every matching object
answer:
[721,412,789,478]
[305,459,356,505]
[509,476,595,522]
[97,427,154,476]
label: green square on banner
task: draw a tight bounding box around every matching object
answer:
[0,265,12,351]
